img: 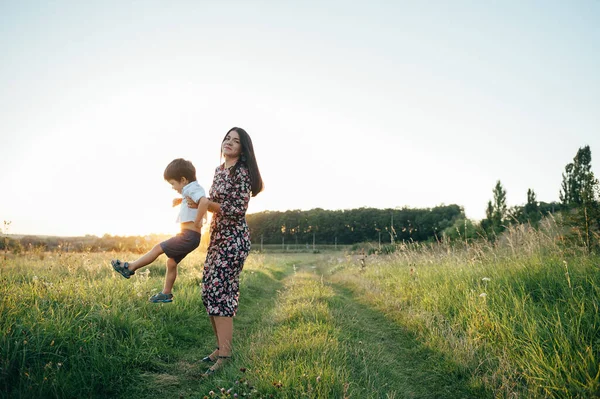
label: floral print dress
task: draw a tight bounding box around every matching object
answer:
[202,164,251,317]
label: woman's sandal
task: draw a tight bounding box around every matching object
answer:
[201,347,219,363]
[202,356,231,377]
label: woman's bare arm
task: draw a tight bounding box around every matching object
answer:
[186,197,221,214]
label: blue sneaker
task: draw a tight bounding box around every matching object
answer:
[149,292,173,303]
[111,259,134,279]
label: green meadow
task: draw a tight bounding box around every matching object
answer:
[1,219,599,398]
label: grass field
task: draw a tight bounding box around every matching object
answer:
[1,220,599,398]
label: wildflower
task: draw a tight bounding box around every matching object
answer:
[57,363,62,368]
[482,277,491,282]
[273,380,283,388]
[479,293,487,298]
[209,391,215,396]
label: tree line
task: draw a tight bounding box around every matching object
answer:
[246,205,464,246]
[0,231,172,255]
[3,146,599,253]
[247,145,598,250]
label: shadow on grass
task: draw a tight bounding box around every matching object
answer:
[327,282,492,399]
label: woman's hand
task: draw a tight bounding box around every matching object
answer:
[172,198,183,207]
[186,196,198,209]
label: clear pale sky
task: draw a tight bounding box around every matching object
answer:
[1,1,599,237]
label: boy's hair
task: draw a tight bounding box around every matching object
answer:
[164,158,197,183]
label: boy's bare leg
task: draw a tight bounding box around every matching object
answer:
[162,258,177,294]
[127,244,164,272]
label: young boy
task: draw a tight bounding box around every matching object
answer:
[111,158,208,303]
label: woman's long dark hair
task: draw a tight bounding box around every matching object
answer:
[222,127,263,197]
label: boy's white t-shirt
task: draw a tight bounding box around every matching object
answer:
[177,181,206,223]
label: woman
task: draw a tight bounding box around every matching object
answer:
[196,127,263,376]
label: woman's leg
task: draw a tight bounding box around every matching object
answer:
[128,244,164,272]
[204,316,220,361]
[210,316,219,346]
[204,316,233,372]
[161,258,177,294]
[214,316,233,357]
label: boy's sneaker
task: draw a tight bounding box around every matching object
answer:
[149,292,173,303]
[111,259,134,279]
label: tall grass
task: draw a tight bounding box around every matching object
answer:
[329,217,600,398]
[2,217,598,398]
[0,250,215,398]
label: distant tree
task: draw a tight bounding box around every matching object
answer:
[480,180,508,238]
[507,205,524,225]
[1,220,13,253]
[559,162,575,205]
[523,188,541,226]
[560,146,597,207]
[492,180,507,227]
[559,145,600,251]
[538,201,560,216]
[443,217,478,243]
[480,201,494,234]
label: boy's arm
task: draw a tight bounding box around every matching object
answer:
[194,197,209,230]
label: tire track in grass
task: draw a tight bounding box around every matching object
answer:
[237,264,351,398]
[326,282,491,398]
[235,263,489,398]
